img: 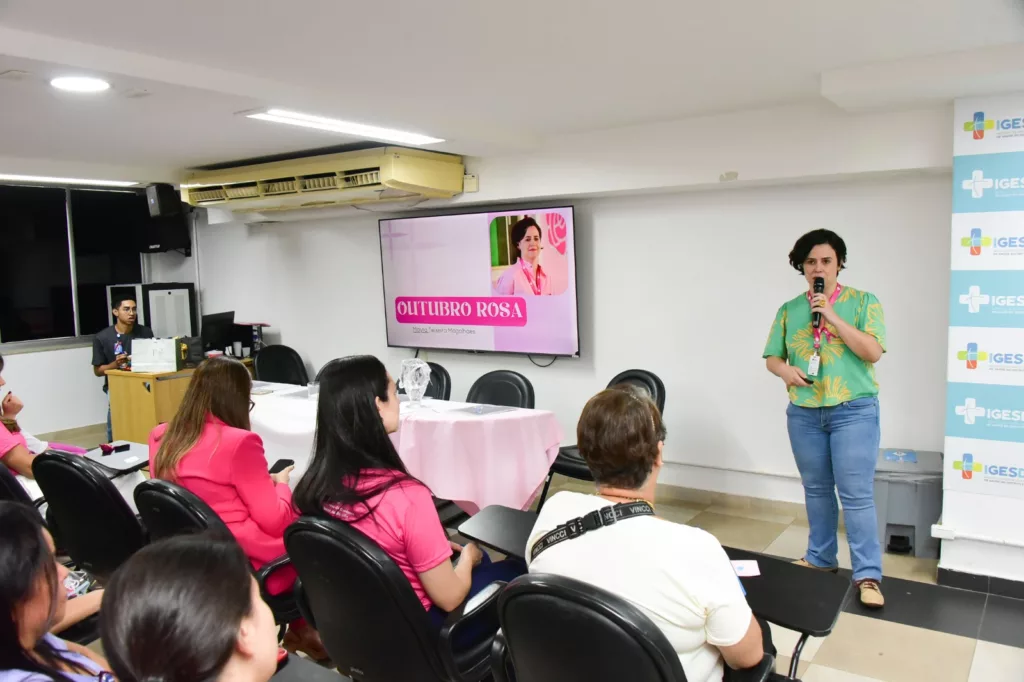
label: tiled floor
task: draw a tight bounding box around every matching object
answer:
[543,477,1024,681]
[38,423,108,451]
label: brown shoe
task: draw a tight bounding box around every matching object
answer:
[857,579,884,609]
[792,557,839,573]
[282,623,330,662]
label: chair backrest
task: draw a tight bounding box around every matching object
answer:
[607,369,666,413]
[254,345,309,385]
[32,452,146,579]
[425,362,452,401]
[284,516,448,681]
[134,479,231,542]
[497,573,687,682]
[0,462,35,506]
[466,370,535,409]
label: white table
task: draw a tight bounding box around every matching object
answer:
[250,385,563,512]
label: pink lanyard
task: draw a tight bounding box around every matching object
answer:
[520,258,542,295]
[808,283,842,351]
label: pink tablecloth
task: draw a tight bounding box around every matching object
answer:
[390,401,563,513]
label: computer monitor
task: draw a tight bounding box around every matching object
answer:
[201,311,235,352]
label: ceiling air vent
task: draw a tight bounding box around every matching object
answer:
[180,147,463,220]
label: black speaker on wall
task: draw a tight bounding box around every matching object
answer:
[146,183,181,217]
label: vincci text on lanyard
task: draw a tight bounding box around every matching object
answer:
[530,501,655,561]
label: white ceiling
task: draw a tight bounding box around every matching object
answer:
[1,0,1022,178]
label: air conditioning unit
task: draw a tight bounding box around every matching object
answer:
[180,147,464,218]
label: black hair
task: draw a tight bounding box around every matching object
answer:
[100,533,254,682]
[293,355,421,520]
[0,351,4,373]
[510,217,542,261]
[788,229,847,273]
[0,501,86,682]
[111,296,137,311]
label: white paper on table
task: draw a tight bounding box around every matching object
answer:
[731,560,760,577]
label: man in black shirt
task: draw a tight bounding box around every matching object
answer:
[92,296,153,441]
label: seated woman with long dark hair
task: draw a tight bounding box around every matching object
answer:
[0,501,114,681]
[148,356,324,659]
[100,534,280,682]
[293,355,525,638]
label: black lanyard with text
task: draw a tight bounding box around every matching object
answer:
[530,501,655,562]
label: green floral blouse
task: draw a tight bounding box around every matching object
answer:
[762,286,886,408]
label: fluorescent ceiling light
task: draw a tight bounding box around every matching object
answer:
[247,108,444,145]
[0,174,137,187]
[50,76,111,93]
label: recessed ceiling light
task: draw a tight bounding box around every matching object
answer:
[50,76,110,93]
[246,108,444,146]
[0,173,136,187]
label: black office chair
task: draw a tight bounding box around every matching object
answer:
[396,361,453,401]
[285,515,505,681]
[32,452,146,580]
[134,479,300,628]
[426,362,453,401]
[492,574,774,682]
[254,345,309,385]
[536,369,666,509]
[466,370,535,409]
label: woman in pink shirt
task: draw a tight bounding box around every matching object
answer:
[293,355,525,645]
[493,217,552,296]
[149,357,325,660]
[0,352,36,481]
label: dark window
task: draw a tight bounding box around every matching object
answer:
[70,190,145,335]
[0,185,75,342]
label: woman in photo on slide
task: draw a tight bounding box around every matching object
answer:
[493,217,552,296]
[148,356,327,660]
[294,355,526,647]
[763,229,887,609]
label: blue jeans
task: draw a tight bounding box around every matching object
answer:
[786,396,882,583]
[427,554,526,649]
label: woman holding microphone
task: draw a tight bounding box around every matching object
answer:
[763,229,886,608]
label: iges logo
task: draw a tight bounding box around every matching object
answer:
[953,453,982,480]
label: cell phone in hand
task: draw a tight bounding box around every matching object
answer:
[803,376,814,384]
[269,459,294,474]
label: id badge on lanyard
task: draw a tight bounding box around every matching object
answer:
[807,284,841,377]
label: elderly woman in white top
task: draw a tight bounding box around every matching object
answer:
[527,386,775,682]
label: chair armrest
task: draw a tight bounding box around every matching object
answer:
[255,553,292,599]
[490,629,510,682]
[438,581,507,681]
[726,654,775,682]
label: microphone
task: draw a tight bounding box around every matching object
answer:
[812,277,825,329]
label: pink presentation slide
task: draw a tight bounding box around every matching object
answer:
[379,207,579,356]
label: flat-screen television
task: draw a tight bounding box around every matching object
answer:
[379,206,579,356]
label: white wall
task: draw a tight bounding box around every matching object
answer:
[191,175,951,502]
[1,346,107,434]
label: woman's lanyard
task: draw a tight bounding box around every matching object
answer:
[806,283,841,377]
[520,258,543,295]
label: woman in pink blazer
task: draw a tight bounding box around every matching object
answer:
[493,217,553,296]
[149,357,325,659]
